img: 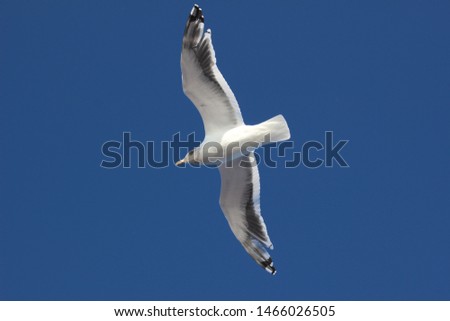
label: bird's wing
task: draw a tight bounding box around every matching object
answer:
[181,5,244,138]
[218,153,276,274]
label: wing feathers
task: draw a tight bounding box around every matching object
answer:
[181,5,244,137]
[219,154,276,274]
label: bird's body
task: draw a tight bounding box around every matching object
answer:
[177,4,290,274]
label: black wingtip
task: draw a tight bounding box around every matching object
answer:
[190,4,204,23]
[262,258,277,275]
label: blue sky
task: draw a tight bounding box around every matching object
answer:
[1,1,449,300]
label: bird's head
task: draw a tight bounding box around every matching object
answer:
[176,148,201,166]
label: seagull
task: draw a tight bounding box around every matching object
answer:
[176,4,291,275]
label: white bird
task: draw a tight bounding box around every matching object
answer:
[176,4,291,274]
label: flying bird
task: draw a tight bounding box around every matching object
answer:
[176,4,291,274]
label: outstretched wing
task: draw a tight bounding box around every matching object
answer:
[181,5,244,138]
[218,153,276,274]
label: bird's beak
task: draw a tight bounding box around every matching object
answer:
[175,159,185,166]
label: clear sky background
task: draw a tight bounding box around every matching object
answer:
[1,1,449,300]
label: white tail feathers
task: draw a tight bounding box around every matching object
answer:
[219,114,291,156]
[256,114,291,144]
